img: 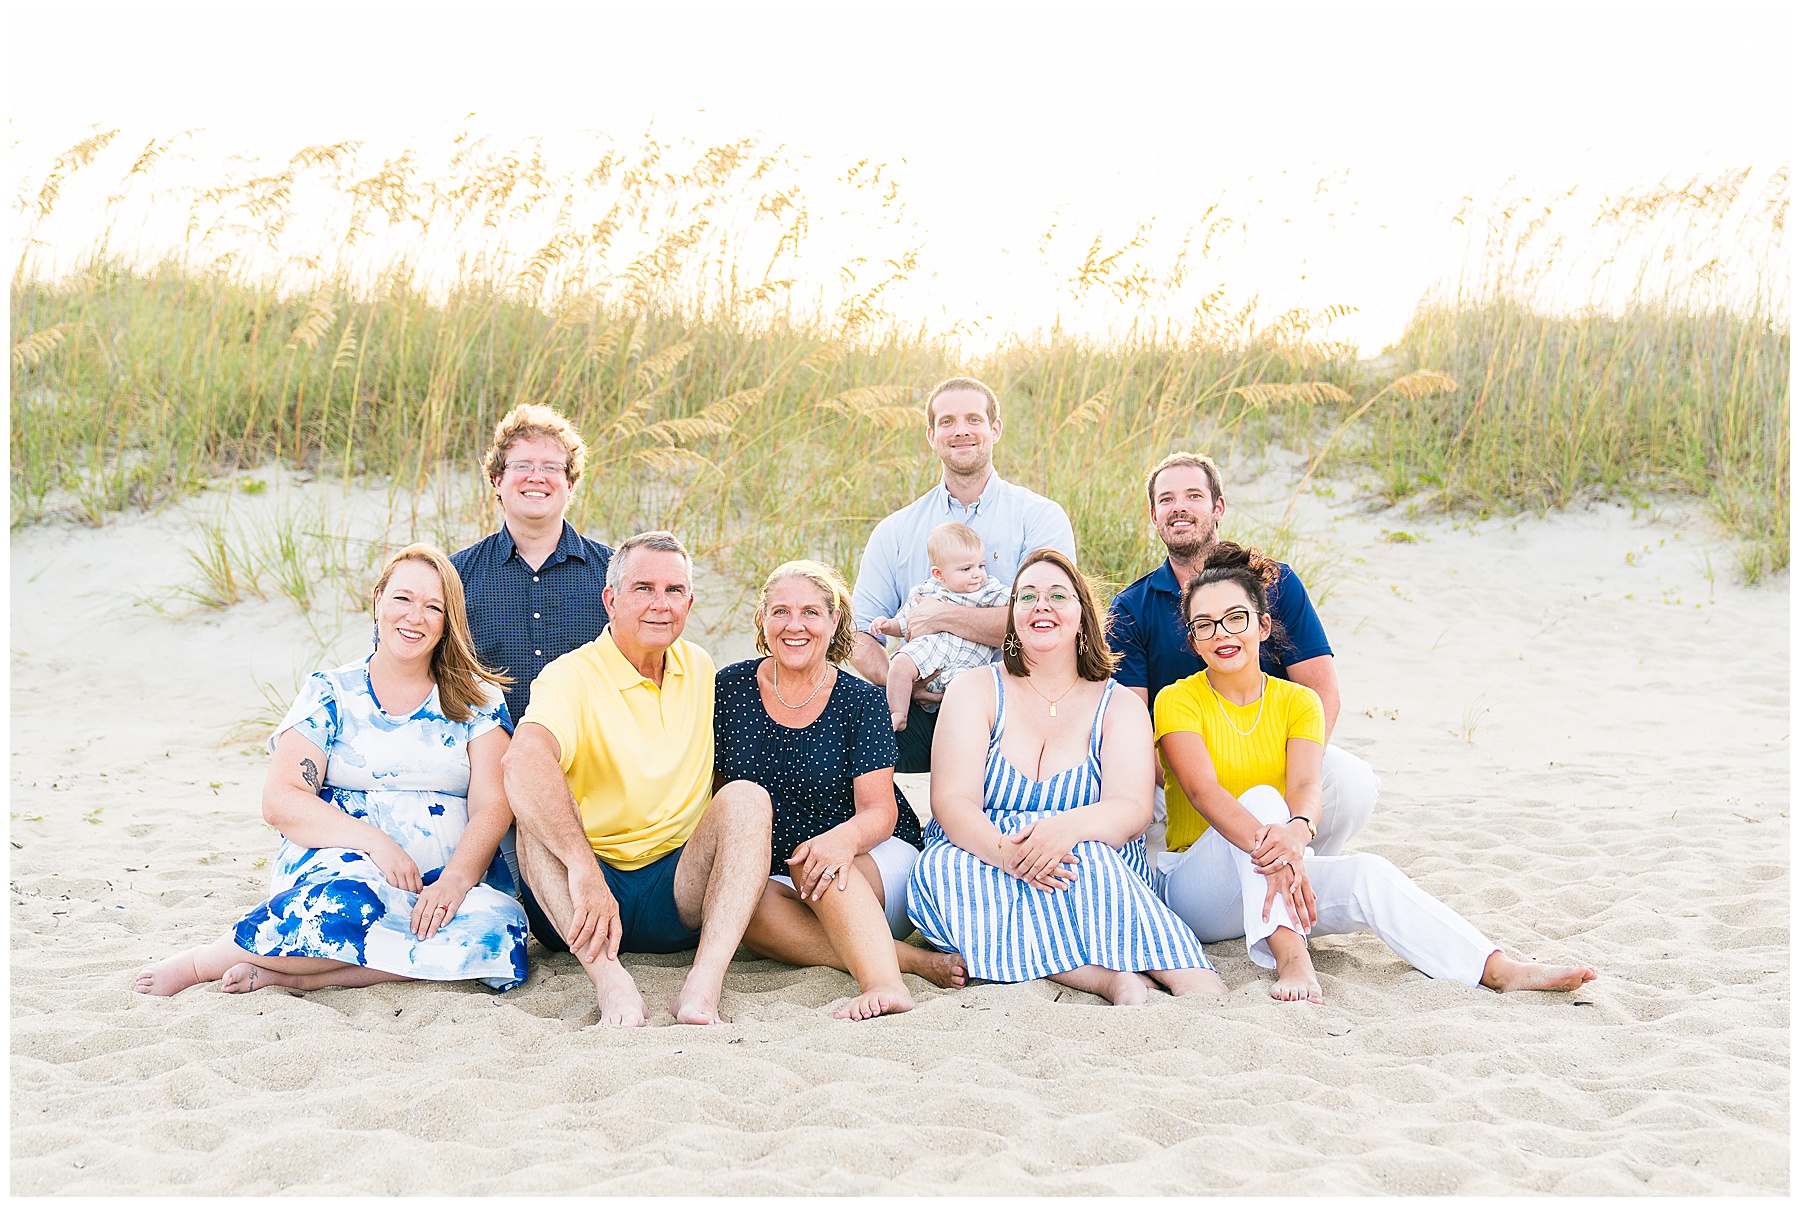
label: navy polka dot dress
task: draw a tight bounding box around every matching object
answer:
[714,659,924,877]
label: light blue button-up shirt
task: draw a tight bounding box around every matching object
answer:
[850,472,1078,633]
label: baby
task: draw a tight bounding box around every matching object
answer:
[869,522,1012,731]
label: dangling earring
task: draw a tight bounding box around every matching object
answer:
[1077,631,1087,655]
[371,620,380,647]
[1003,633,1021,657]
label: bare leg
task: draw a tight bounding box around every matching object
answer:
[1481,952,1598,993]
[1145,965,1229,997]
[742,857,967,989]
[220,962,410,993]
[1049,965,1155,1006]
[1265,926,1322,1004]
[517,829,647,1026]
[669,780,773,1025]
[886,653,919,731]
[740,856,912,1019]
[136,933,364,997]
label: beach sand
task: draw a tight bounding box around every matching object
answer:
[10,479,1788,1195]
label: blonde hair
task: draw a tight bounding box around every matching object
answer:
[754,559,856,665]
[926,521,985,567]
[482,403,588,487]
[371,544,510,723]
[925,376,999,424]
[1001,547,1120,682]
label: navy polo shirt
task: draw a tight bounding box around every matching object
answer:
[449,522,612,728]
[1108,558,1332,709]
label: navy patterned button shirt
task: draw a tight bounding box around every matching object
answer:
[450,522,613,728]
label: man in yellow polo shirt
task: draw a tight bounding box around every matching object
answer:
[502,531,772,1027]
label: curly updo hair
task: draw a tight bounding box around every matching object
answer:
[1178,541,1290,659]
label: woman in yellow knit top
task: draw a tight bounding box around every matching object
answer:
[1153,542,1597,1004]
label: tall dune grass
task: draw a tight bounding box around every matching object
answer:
[1345,172,1789,581]
[9,132,1788,613]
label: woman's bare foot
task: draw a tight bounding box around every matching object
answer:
[1271,948,1323,1004]
[1481,952,1599,993]
[898,944,967,988]
[1149,966,1229,997]
[834,982,915,1020]
[134,951,204,997]
[1098,970,1155,1006]
[1265,925,1322,1003]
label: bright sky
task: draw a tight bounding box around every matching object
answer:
[9,1,1792,352]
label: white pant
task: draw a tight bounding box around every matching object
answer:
[1154,744,1380,858]
[771,835,918,939]
[1157,785,1498,986]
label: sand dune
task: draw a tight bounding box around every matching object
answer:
[10,480,1787,1194]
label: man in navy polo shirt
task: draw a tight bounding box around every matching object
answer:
[450,403,613,729]
[1108,451,1379,855]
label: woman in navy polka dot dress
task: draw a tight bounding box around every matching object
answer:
[717,560,966,1019]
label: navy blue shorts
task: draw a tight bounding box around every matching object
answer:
[521,843,700,955]
[893,699,938,775]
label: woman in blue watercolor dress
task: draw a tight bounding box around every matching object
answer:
[907,548,1227,1006]
[135,544,529,996]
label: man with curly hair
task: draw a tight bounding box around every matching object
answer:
[451,404,613,727]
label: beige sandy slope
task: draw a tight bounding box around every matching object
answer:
[9,479,1788,1195]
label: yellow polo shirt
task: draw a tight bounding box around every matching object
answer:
[1153,672,1324,853]
[521,626,715,870]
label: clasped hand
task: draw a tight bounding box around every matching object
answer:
[409,869,475,939]
[1000,817,1081,892]
[1251,819,1309,876]
[372,839,471,942]
[370,839,422,893]
[1251,822,1318,930]
[566,860,623,963]
[787,830,861,900]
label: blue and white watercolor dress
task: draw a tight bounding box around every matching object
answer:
[907,667,1214,982]
[230,658,530,990]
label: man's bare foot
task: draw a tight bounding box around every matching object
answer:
[1096,970,1154,1006]
[1481,952,1599,993]
[834,982,915,1020]
[134,951,204,997]
[220,962,298,993]
[898,944,967,988]
[598,985,648,1026]
[1271,947,1323,1004]
[1150,966,1229,997]
[670,981,723,1025]
[585,956,648,1026]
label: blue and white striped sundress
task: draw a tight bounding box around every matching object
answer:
[907,666,1214,982]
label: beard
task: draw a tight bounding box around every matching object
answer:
[1157,513,1218,560]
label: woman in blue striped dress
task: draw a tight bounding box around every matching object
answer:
[907,548,1226,1005]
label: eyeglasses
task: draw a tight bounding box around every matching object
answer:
[1014,588,1076,607]
[505,460,568,477]
[1188,608,1260,641]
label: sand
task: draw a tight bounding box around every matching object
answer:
[9,476,1788,1195]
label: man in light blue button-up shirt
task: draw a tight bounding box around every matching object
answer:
[850,377,1077,772]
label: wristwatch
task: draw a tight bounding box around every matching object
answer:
[1289,815,1318,840]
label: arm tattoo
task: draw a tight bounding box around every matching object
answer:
[301,758,321,792]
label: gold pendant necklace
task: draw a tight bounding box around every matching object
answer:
[1020,673,1078,717]
[1210,673,1267,737]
